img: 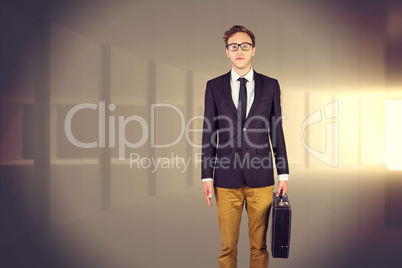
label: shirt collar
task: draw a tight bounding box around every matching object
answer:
[231,68,254,84]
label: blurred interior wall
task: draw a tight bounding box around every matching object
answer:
[1,0,400,240]
[384,0,402,228]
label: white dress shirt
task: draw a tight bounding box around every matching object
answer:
[202,68,289,182]
[230,68,255,117]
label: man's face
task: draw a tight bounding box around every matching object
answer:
[226,32,255,73]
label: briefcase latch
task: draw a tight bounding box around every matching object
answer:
[278,199,289,207]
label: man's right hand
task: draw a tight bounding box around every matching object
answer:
[203,181,213,207]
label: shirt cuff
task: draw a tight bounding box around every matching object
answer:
[203,176,288,182]
[278,174,289,181]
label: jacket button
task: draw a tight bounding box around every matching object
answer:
[243,128,246,131]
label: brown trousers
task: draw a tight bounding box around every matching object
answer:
[214,183,274,268]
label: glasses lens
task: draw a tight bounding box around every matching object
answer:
[228,44,238,51]
[240,43,251,51]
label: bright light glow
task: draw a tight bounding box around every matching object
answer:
[385,100,402,170]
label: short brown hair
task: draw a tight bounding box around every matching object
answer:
[223,25,255,47]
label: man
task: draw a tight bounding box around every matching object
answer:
[201,25,289,268]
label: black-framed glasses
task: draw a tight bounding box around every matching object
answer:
[226,42,253,51]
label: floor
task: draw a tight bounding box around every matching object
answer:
[1,165,402,268]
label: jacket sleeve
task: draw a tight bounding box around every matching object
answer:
[269,80,289,175]
[201,81,219,180]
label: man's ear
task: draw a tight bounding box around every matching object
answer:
[252,46,256,57]
[226,48,230,58]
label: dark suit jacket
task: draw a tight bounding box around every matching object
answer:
[201,70,289,188]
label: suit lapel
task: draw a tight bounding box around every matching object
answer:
[247,71,262,119]
[222,71,239,119]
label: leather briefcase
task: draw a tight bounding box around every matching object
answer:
[270,192,292,258]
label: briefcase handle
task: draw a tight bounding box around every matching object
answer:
[278,190,289,207]
[278,190,285,199]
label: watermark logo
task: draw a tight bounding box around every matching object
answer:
[301,100,339,167]
[64,100,340,169]
[64,102,283,159]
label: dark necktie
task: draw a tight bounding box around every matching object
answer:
[238,77,247,123]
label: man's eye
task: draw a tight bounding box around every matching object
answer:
[229,45,238,50]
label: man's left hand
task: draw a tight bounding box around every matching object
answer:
[276,181,288,197]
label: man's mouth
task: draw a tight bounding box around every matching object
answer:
[236,57,244,60]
